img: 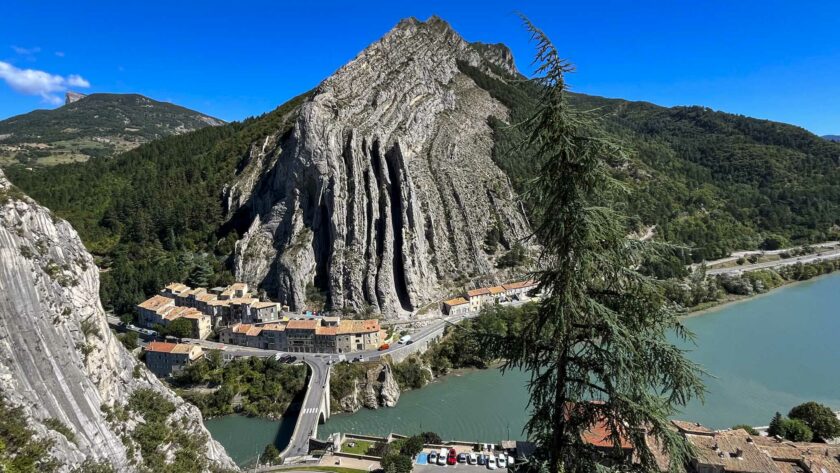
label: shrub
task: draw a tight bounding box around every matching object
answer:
[43,418,75,444]
[421,431,443,444]
[789,401,840,440]
[381,453,414,473]
[731,424,759,435]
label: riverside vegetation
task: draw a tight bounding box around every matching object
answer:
[169,352,307,419]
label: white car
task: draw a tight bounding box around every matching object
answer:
[428,452,438,465]
[437,448,447,465]
[468,453,477,465]
[507,455,515,466]
[486,454,497,470]
[496,453,507,468]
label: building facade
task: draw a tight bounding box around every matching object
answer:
[144,341,203,377]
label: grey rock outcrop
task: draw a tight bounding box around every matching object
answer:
[0,171,237,471]
[337,362,401,412]
[233,16,531,317]
[65,91,86,104]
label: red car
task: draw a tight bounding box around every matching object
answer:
[447,448,457,465]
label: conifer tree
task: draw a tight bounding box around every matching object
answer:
[479,17,705,472]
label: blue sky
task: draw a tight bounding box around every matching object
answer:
[2,0,839,135]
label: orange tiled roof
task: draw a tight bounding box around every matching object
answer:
[581,417,634,450]
[259,323,285,332]
[138,295,174,311]
[502,280,537,290]
[337,319,380,335]
[286,319,319,330]
[316,326,338,336]
[253,301,278,309]
[488,286,505,294]
[444,297,469,306]
[146,341,178,353]
[231,323,253,334]
[466,288,491,297]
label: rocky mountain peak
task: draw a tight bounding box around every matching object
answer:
[65,90,86,104]
[232,17,531,317]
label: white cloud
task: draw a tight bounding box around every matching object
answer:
[55,51,65,57]
[0,61,90,104]
[11,45,40,55]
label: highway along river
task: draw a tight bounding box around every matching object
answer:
[205,272,840,467]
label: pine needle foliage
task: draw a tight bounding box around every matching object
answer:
[479,16,706,473]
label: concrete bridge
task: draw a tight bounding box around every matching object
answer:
[279,359,332,462]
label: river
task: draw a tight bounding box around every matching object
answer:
[206,272,840,466]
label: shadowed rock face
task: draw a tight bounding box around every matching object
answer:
[0,171,236,471]
[233,17,531,317]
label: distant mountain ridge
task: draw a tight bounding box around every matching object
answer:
[0,93,223,165]
[824,135,840,142]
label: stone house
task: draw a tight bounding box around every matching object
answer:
[144,341,203,377]
[443,297,470,316]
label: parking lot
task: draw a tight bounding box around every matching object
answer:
[414,447,516,473]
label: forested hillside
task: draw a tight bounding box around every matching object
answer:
[0,93,223,165]
[4,93,307,316]
[459,62,840,263]
[5,64,840,317]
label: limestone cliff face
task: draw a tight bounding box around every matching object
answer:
[0,171,236,471]
[233,17,531,317]
[337,363,401,412]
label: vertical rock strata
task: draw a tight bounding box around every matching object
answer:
[234,17,530,316]
[0,171,236,471]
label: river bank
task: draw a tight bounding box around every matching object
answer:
[684,268,839,318]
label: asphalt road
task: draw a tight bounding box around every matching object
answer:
[705,248,840,275]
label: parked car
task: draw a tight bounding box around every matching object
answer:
[497,453,507,468]
[477,455,486,466]
[378,343,390,351]
[468,453,477,465]
[507,455,515,466]
[447,448,457,465]
[457,453,467,463]
[428,452,438,464]
[486,454,497,470]
[437,449,447,465]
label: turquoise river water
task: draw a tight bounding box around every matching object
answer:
[205,272,840,467]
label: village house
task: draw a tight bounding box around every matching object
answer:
[137,282,282,335]
[143,341,203,377]
[442,297,470,316]
[466,287,491,312]
[218,317,381,354]
[502,280,538,299]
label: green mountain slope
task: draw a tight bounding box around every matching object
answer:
[458,62,840,262]
[4,93,307,315]
[0,93,224,165]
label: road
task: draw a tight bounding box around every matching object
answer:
[700,241,838,271]
[281,358,329,460]
[706,247,840,275]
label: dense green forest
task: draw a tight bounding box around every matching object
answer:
[4,93,307,317]
[459,62,840,263]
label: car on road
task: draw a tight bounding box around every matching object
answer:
[457,453,467,463]
[486,454,497,470]
[446,448,457,465]
[428,452,438,465]
[378,343,390,351]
